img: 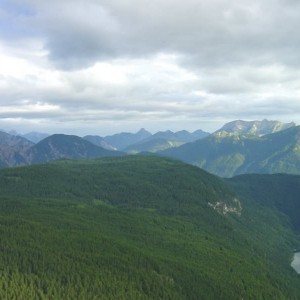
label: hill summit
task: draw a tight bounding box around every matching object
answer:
[216,119,296,136]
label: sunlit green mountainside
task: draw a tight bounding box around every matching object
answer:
[0,156,299,299]
[161,126,300,177]
[125,120,290,155]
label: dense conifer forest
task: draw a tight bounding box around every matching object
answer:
[0,156,299,299]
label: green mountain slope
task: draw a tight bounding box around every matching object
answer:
[228,173,300,231]
[0,156,299,299]
[161,126,300,177]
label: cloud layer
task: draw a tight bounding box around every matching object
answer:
[0,0,299,134]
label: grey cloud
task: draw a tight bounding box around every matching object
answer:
[1,0,300,135]
[8,0,300,69]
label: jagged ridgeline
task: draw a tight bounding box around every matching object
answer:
[0,156,299,299]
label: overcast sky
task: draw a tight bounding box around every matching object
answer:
[0,0,300,136]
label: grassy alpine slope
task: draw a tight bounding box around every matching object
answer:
[0,156,299,299]
[161,126,300,177]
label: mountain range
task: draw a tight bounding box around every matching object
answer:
[0,120,300,297]
[0,127,210,168]
[0,133,123,167]
[103,128,152,150]
[124,129,209,154]
[1,119,300,177]
[161,122,300,177]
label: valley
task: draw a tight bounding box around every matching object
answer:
[1,120,300,178]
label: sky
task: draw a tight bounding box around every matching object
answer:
[0,0,300,136]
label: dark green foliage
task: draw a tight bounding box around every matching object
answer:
[228,173,300,231]
[0,156,299,299]
[0,156,236,215]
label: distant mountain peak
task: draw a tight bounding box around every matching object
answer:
[21,131,50,143]
[104,129,152,150]
[83,135,116,151]
[137,128,151,134]
[161,123,300,177]
[0,131,34,167]
[27,134,123,164]
[216,119,296,136]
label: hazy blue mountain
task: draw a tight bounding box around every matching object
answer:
[145,129,209,143]
[125,138,185,154]
[216,119,296,136]
[191,129,211,139]
[83,135,116,151]
[175,129,210,141]
[103,128,152,150]
[21,132,50,143]
[0,129,50,144]
[161,125,300,177]
[124,129,210,153]
[7,130,19,136]
[0,131,34,167]
[27,134,123,164]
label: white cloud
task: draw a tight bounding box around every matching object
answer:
[0,0,300,134]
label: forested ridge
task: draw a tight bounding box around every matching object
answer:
[0,156,299,299]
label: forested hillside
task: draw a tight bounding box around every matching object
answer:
[0,156,299,299]
[228,173,300,231]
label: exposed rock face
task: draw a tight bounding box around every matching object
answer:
[208,198,242,216]
[216,119,296,136]
[0,131,34,167]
